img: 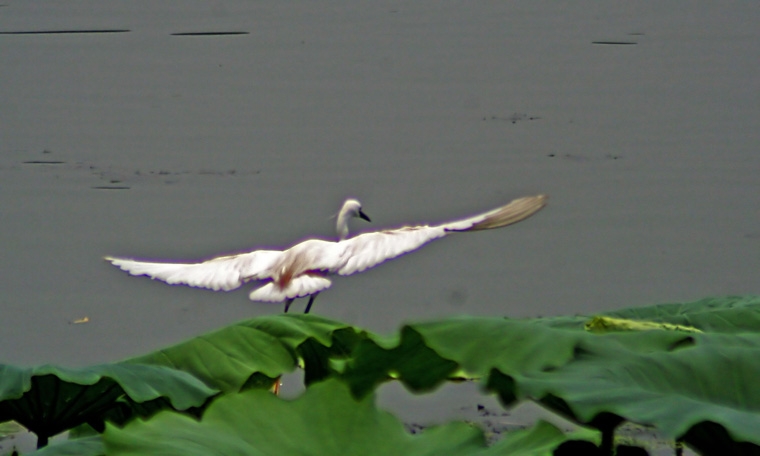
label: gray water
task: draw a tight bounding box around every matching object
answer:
[0,2,756,453]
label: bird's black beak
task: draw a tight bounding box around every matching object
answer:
[359,209,371,222]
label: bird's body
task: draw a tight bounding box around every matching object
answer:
[106,195,547,313]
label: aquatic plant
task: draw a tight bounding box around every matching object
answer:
[3,296,759,455]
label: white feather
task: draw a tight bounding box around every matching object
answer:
[334,226,446,275]
[105,195,547,310]
[105,250,282,291]
[249,275,332,302]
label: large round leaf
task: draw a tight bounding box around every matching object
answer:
[124,314,363,392]
[0,363,216,447]
[29,435,104,456]
[102,379,583,456]
[535,296,760,332]
[510,336,760,454]
[604,296,760,333]
[340,316,690,398]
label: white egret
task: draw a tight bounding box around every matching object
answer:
[105,195,547,313]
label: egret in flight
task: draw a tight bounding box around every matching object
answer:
[106,195,547,313]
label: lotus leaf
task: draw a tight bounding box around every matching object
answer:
[0,363,216,448]
[102,378,585,456]
[29,435,104,456]
[125,314,363,392]
[508,336,760,454]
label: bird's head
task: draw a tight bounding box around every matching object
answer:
[336,198,371,240]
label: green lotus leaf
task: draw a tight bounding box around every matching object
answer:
[11,296,760,453]
[410,317,584,376]
[604,295,760,332]
[584,316,702,333]
[125,314,364,392]
[340,317,587,398]
[102,378,585,456]
[536,296,760,332]
[509,336,760,454]
[341,315,691,398]
[0,363,216,448]
[29,435,104,456]
[484,419,599,456]
[340,326,460,397]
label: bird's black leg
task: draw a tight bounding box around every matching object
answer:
[284,298,294,313]
[304,294,318,314]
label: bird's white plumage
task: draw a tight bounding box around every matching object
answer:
[106,250,282,292]
[249,275,333,302]
[333,226,446,276]
[105,195,547,310]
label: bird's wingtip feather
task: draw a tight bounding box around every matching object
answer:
[468,194,548,231]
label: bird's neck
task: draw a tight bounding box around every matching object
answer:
[336,212,351,240]
[336,218,349,240]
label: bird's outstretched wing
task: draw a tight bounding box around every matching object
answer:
[105,250,283,291]
[334,226,446,275]
[333,195,547,276]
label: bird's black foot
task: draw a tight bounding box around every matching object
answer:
[304,294,318,314]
